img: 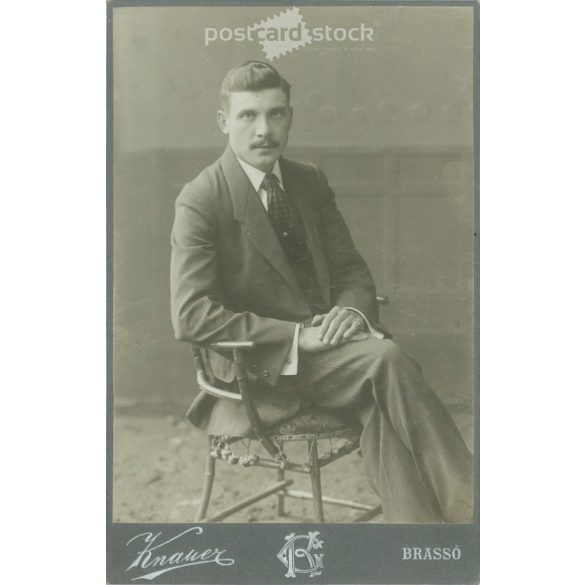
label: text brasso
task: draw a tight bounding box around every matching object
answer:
[402,546,462,561]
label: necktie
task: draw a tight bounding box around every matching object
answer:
[261,173,310,263]
[261,172,299,233]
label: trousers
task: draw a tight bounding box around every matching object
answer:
[281,336,474,523]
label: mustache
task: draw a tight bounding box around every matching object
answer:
[251,140,280,149]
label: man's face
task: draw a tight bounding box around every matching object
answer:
[217,87,293,173]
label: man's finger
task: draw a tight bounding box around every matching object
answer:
[311,314,325,326]
[321,312,345,343]
[349,332,369,341]
[342,318,363,340]
[330,318,353,345]
[322,311,348,344]
[319,306,340,339]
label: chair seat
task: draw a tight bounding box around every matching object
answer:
[267,409,362,440]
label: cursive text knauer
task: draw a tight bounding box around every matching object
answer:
[126,526,235,581]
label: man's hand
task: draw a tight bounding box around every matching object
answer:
[298,326,334,353]
[311,306,368,346]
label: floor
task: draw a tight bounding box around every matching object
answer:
[112,407,473,523]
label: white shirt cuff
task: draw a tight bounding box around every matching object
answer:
[344,307,384,340]
[280,323,301,375]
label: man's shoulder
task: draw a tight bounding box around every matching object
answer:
[281,155,321,179]
[280,156,328,196]
[177,157,225,207]
[185,156,223,191]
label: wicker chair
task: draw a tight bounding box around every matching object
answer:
[192,336,383,523]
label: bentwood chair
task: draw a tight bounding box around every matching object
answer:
[191,298,388,523]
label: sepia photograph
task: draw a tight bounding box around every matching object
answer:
[108,1,478,582]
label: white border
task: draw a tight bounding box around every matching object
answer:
[4,1,105,583]
[4,1,585,583]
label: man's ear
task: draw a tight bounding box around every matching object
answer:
[217,110,229,135]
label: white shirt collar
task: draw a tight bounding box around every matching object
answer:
[236,156,284,192]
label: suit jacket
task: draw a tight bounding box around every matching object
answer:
[170,145,381,435]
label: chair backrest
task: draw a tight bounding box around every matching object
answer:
[191,341,282,458]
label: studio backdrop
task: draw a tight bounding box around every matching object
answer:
[112,5,474,416]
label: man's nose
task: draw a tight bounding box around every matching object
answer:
[255,115,271,137]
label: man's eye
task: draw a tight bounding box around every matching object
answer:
[271,111,284,119]
[242,112,255,119]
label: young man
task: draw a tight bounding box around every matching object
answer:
[170,60,473,523]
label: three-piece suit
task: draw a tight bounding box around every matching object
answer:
[170,145,473,523]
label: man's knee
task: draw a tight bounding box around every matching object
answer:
[366,338,403,367]
[362,338,423,385]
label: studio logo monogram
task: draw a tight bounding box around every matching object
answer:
[277,531,324,578]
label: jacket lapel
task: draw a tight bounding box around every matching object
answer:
[220,147,302,296]
[280,157,331,306]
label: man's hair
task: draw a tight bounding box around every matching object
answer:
[220,61,291,111]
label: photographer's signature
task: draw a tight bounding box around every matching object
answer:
[126,526,235,581]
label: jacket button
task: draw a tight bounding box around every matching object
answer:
[251,364,258,372]
[262,369,269,377]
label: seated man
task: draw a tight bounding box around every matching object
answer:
[170,60,473,523]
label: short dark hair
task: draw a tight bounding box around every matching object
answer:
[220,61,291,111]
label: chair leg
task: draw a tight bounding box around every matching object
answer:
[308,439,325,522]
[276,468,286,517]
[197,454,216,521]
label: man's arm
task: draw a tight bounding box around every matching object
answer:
[307,165,388,344]
[313,165,379,322]
[170,180,297,386]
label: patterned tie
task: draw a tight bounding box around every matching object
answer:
[261,172,310,263]
[261,172,299,233]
